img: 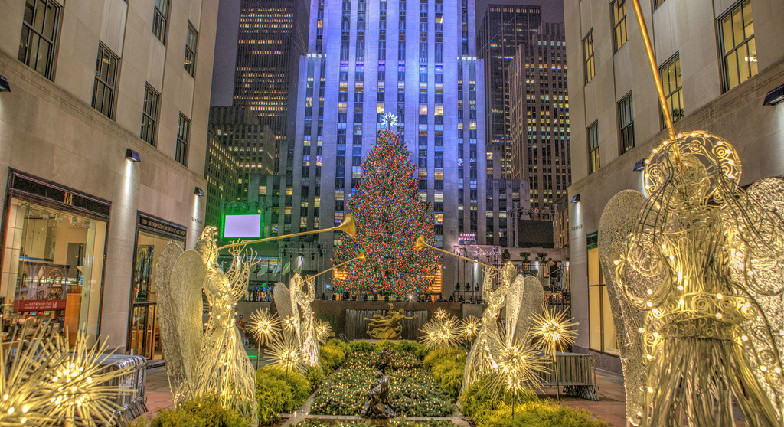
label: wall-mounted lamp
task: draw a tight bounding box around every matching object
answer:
[0,75,11,92]
[633,159,646,172]
[763,84,784,106]
[571,194,581,203]
[125,148,141,162]
[194,187,205,196]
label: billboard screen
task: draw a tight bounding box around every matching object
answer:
[222,214,261,238]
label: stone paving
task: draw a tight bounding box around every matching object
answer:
[142,365,629,426]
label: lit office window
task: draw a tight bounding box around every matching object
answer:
[18,0,62,80]
[718,0,756,92]
[611,0,627,52]
[659,54,684,123]
[583,30,595,83]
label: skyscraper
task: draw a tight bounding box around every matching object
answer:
[230,0,308,175]
[509,22,570,220]
[278,0,487,296]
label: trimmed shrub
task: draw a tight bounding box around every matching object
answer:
[255,366,311,425]
[422,347,466,398]
[482,401,608,427]
[320,343,346,373]
[305,365,325,390]
[326,338,351,355]
[130,397,250,427]
[348,340,376,353]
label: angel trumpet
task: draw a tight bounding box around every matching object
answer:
[414,235,500,271]
[218,214,357,250]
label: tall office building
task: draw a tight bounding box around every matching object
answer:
[477,5,541,248]
[509,22,570,220]
[565,0,784,369]
[230,0,308,176]
[272,0,487,297]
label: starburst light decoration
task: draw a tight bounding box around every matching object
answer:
[491,337,545,417]
[315,319,333,343]
[270,335,303,375]
[249,309,281,346]
[532,309,578,360]
[460,315,481,342]
[599,131,784,427]
[420,313,461,350]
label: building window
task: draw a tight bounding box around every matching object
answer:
[718,0,756,92]
[587,121,599,174]
[583,30,595,83]
[617,93,634,154]
[611,0,627,52]
[18,0,62,80]
[175,113,191,166]
[140,83,161,145]
[659,54,684,123]
[91,43,120,119]
[152,0,171,44]
[185,23,198,77]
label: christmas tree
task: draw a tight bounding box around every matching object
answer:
[332,129,440,297]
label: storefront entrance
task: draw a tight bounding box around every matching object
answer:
[0,170,110,344]
[127,213,186,359]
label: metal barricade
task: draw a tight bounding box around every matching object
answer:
[98,354,148,424]
[537,352,598,400]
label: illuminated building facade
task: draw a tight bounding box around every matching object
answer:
[509,22,570,220]
[204,133,242,227]
[283,0,489,297]
[231,0,307,174]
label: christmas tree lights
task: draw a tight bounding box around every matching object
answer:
[332,130,440,297]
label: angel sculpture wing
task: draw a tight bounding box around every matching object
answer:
[273,281,292,322]
[504,271,545,344]
[463,269,505,393]
[598,132,784,427]
[152,242,207,403]
[598,190,649,425]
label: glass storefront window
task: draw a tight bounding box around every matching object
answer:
[1,199,106,345]
[129,229,183,359]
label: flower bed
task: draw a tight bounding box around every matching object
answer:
[310,347,455,417]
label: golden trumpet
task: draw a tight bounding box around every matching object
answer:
[218,214,357,250]
[414,235,499,271]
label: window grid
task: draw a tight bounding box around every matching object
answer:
[18,0,62,80]
[153,0,170,44]
[718,0,757,92]
[587,121,599,174]
[617,93,634,154]
[659,54,684,124]
[91,42,120,119]
[583,30,595,83]
[140,83,161,145]
[611,0,627,52]
[185,23,198,76]
[175,113,191,166]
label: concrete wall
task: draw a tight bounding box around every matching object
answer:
[564,0,784,363]
[0,0,220,349]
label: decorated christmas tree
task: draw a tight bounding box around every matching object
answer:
[332,129,439,297]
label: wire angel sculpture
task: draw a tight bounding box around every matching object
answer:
[153,227,258,425]
[598,131,784,427]
[272,274,321,368]
[462,262,544,394]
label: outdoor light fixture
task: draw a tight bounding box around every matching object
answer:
[125,149,141,162]
[571,194,581,203]
[762,84,784,106]
[0,75,9,92]
[633,159,646,172]
[194,187,205,196]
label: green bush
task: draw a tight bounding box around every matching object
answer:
[130,397,250,427]
[255,366,311,425]
[320,343,346,373]
[482,401,608,427]
[305,365,325,390]
[348,340,376,353]
[326,338,351,355]
[458,375,536,422]
[422,347,466,398]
